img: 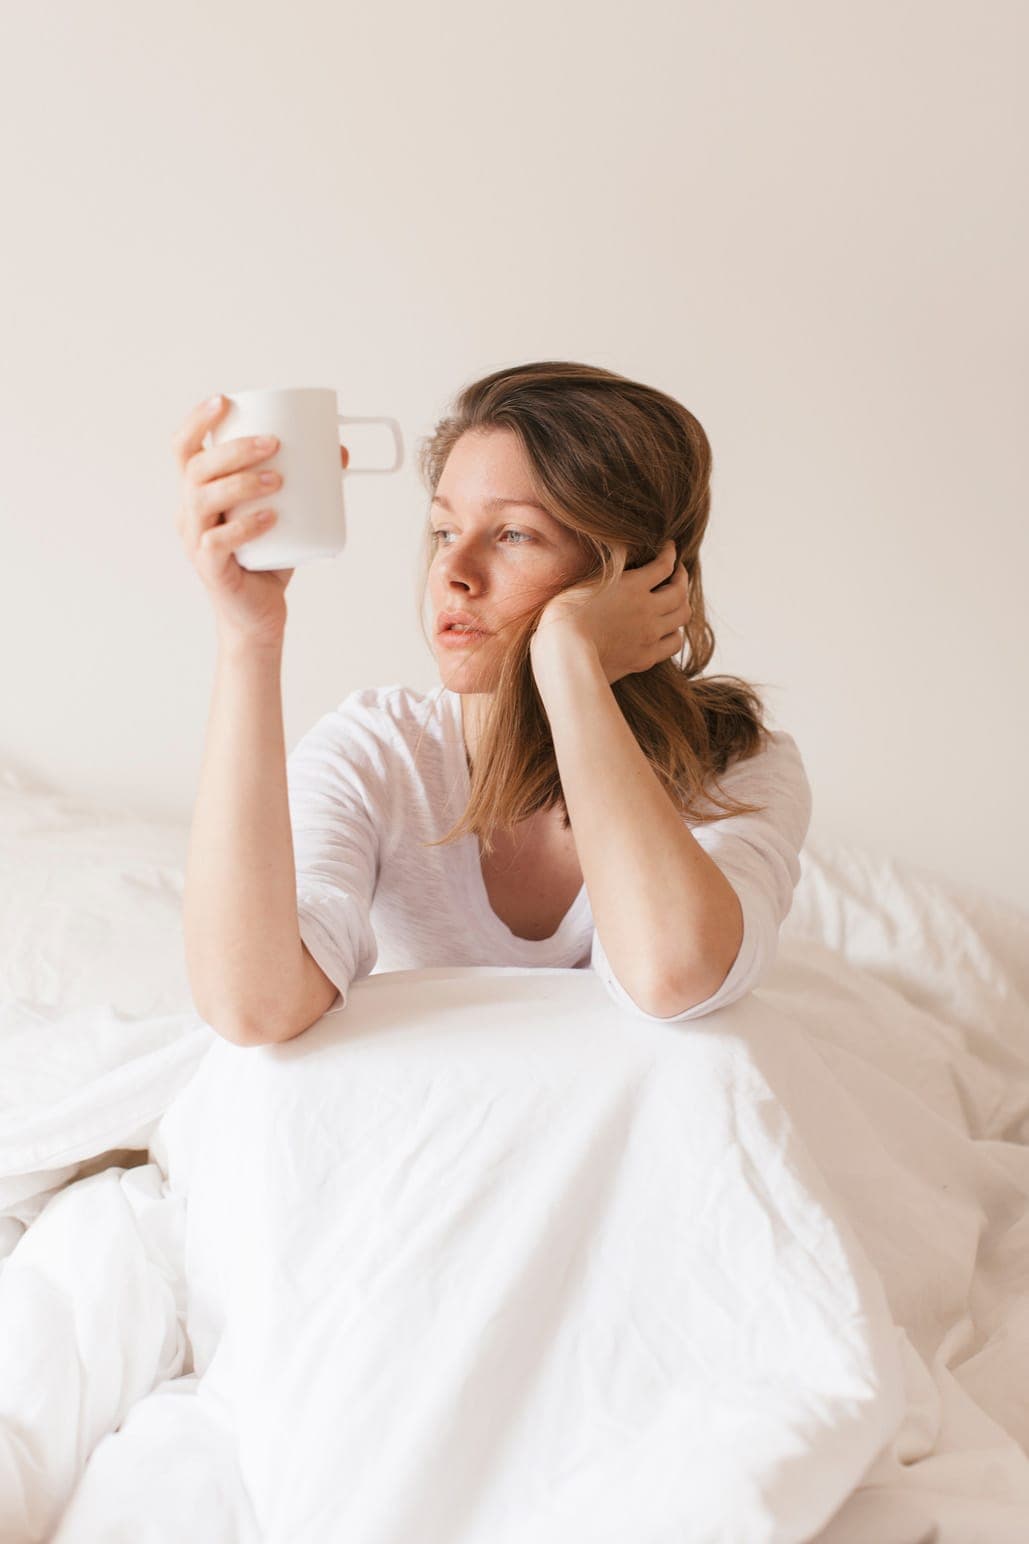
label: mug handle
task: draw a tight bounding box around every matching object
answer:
[337,415,404,474]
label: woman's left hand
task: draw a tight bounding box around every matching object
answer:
[530,539,692,685]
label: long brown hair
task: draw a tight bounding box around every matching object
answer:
[414,360,774,858]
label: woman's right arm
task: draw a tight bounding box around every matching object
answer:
[183,632,338,1045]
[173,394,345,1046]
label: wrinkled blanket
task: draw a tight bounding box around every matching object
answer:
[3,939,1028,1541]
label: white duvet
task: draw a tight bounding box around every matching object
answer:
[0,765,1028,1543]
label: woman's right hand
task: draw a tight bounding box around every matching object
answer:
[172,394,349,647]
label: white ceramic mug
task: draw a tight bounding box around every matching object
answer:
[205,386,404,571]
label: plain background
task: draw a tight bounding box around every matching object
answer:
[1,1,1025,909]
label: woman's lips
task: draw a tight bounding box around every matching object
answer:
[438,626,489,648]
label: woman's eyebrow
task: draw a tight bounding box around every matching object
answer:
[431,493,552,516]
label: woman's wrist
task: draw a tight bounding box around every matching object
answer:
[216,625,285,663]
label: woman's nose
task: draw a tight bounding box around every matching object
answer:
[439,548,487,589]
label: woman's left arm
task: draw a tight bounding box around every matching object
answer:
[530,543,743,1018]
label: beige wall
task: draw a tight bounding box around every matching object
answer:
[2,1,1026,908]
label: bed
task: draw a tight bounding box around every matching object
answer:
[1,760,1027,1543]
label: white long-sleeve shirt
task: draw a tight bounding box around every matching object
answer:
[286,683,813,1024]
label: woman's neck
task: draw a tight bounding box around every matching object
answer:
[458,688,565,841]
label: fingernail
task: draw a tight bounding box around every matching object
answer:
[207,395,222,410]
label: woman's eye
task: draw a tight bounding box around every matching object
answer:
[429,529,533,546]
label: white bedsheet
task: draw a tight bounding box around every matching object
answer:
[1,772,1028,1541]
[3,961,900,1543]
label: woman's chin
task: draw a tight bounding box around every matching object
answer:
[435,649,496,690]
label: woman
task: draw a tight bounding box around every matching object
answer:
[173,360,811,1047]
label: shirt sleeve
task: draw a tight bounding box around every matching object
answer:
[589,729,813,1022]
[286,689,400,1011]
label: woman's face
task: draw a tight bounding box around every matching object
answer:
[427,428,587,691]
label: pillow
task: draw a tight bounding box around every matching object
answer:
[0,765,194,1019]
[786,833,1029,1056]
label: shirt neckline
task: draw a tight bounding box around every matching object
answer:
[440,687,590,955]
